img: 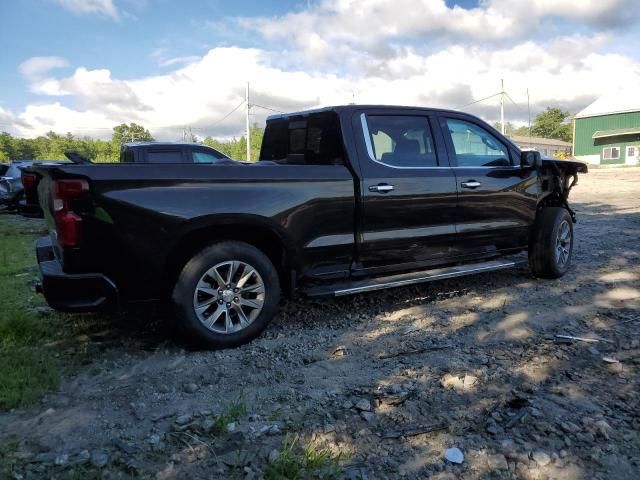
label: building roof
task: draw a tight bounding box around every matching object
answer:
[575,87,640,119]
[509,135,572,147]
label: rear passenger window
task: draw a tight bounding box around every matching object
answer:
[147,150,183,163]
[192,151,224,163]
[363,115,437,167]
[259,112,343,165]
[445,119,511,167]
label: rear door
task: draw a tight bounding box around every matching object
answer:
[437,113,537,255]
[352,109,460,274]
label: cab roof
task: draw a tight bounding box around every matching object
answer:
[266,104,463,121]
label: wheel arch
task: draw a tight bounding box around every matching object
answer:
[164,215,297,296]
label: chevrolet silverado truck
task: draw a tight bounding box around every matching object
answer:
[33,105,587,348]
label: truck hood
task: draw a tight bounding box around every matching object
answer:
[540,156,588,173]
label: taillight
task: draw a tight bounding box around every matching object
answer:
[22,172,38,200]
[22,172,37,193]
[52,179,89,247]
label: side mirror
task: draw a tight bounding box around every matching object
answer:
[520,150,542,168]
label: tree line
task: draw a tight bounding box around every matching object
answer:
[0,122,265,162]
[0,107,572,163]
[493,107,573,142]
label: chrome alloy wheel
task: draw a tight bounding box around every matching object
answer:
[555,220,572,267]
[192,260,265,334]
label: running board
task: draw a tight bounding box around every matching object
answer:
[303,258,526,298]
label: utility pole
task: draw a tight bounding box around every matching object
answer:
[246,82,251,162]
[500,79,505,135]
[527,88,532,145]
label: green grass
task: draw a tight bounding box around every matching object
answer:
[0,215,106,410]
[264,435,343,480]
[211,395,247,433]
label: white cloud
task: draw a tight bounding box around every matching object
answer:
[19,56,69,78]
[52,0,119,20]
[12,40,640,140]
[151,49,201,68]
[241,0,637,61]
[9,0,640,139]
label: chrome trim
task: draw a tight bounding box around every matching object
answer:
[333,261,517,296]
[305,233,355,249]
[360,113,376,160]
[369,184,394,193]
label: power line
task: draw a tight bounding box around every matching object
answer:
[251,103,285,114]
[209,99,247,128]
[456,92,502,109]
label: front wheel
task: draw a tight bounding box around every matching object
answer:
[172,241,281,348]
[529,207,574,279]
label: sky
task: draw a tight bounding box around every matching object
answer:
[0,0,639,140]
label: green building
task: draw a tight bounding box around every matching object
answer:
[573,90,640,165]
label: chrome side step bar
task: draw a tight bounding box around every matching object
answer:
[304,258,526,298]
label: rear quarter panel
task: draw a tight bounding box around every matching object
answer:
[39,163,356,300]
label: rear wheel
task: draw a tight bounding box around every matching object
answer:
[172,241,280,348]
[529,207,574,279]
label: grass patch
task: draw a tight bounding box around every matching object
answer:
[211,394,247,433]
[0,214,108,410]
[265,435,343,480]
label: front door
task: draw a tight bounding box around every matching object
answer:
[437,114,538,256]
[626,145,638,165]
[353,110,460,274]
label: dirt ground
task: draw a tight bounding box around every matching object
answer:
[1,168,639,479]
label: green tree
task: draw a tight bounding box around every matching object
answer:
[492,121,518,136]
[112,123,153,147]
[531,107,572,142]
[202,123,264,161]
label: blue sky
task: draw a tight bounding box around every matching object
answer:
[1,0,638,139]
[0,1,302,111]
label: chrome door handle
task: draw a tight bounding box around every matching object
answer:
[461,181,481,189]
[369,184,394,193]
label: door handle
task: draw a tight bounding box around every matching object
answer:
[461,180,481,189]
[369,184,394,193]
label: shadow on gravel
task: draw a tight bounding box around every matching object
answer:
[2,199,638,479]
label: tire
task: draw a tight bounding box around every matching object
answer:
[172,241,281,348]
[529,207,574,279]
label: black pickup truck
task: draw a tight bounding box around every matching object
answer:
[33,105,587,348]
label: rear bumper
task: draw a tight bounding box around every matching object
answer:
[35,236,119,312]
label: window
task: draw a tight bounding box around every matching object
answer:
[146,150,183,163]
[121,149,135,163]
[602,147,620,160]
[445,119,511,167]
[363,115,437,167]
[260,112,343,165]
[192,151,224,163]
[627,146,636,157]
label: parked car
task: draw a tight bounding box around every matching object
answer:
[19,143,235,218]
[1,160,65,211]
[32,105,587,348]
[119,142,232,164]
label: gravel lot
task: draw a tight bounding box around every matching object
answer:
[1,168,639,479]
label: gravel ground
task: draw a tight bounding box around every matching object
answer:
[1,168,639,479]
